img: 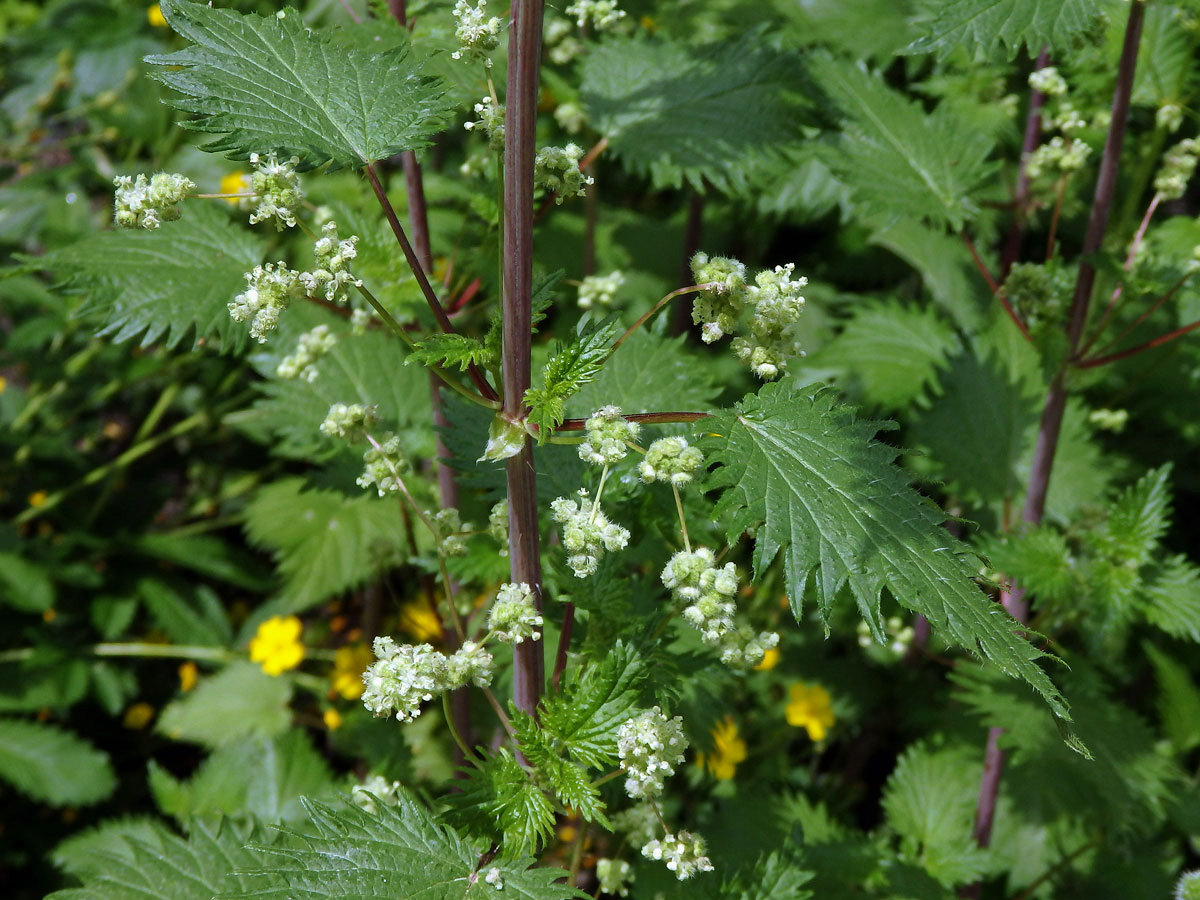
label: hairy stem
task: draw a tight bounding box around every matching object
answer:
[969,0,1146,872]
[503,0,548,717]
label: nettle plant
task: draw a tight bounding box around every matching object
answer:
[16,0,1200,897]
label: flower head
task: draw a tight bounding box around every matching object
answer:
[1155,138,1200,201]
[578,405,639,465]
[361,637,449,722]
[550,491,630,577]
[451,0,503,66]
[113,172,195,229]
[331,643,374,699]
[617,706,688,799]
[229,262,303,342]
[445,640,495,688]
[351,774,402,814]
[596,859,633,897]
[639,436,704,485]
[641,831,714,880]
[465,95,505,151]
[696,716,746,780]
[577,271,624,310]
[488,582,543,644]
[786,682,834,741]
[249,615,306,676]
[1028,66,1068,97]
[240,151,304,229]
[534,144,594,203]
[488,499,510,555]
[178,661,198,692]
[300,221,361,304]
[276,324,338,381]
[357,433,408,496]
[565,0,626,30]
[320,402,377,441]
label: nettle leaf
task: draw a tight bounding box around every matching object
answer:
[242,477,409,614]
[156,661,292,748]
[1143,555,1200,642]
[580,34,809,192]
[149,731,337,825]
[244,794,586,899]
[809,301,958,412]
[0,718,116,806]
[525,317,621,439]
[1100,464,1172,567]
[981,527,1077,603]
[46,816,271,900]
[408,333,494,372]
[32,203,261,351]
[445,749,557,856]
[149,0,453,169]
[905,0,1103,61]
[809,54,996,230]
[705,382,1068,719]
[52,817,166,882]
[510,713,608,829]
[882,743,988,886]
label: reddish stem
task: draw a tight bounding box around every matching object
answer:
[1082,271,1193,362]
[962,232,1032,341]
[1077,316,1200,368]
[555,411,711,431]
[1000,47,1051,275]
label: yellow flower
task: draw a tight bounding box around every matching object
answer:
[147,3,167,27]
[399,601,443,643]
[27,490,48,508]
[178,662,198,692]
[786,683,834,742]
[695,716,747,781]
[220,171,247,204]
[330,643,373,699]
[323,707,343,731]
[123,702,155,729]
[755,647,780,671]
[0,375,6,393]
[249,615,305,676]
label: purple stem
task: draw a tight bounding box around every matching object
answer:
[1000,48,1051,275]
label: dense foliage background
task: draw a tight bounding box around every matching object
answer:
[2,0,1200,898]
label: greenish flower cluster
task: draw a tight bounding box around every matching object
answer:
[320,402,377,440]
[534,143,593,203]
[578,405,639,466]
[550,490,630,577]
[488,582,543,643]
[642,831,714,881]
[1026,135,1092,180]
[357,433,407,496]
[577,271,624,310]
[112,172,195,229]
[239,151,304,230]
[361,636,495,723]
[565,0,625,30]
[1155,138,1200,200]
[488,499,509,555]
[554,101,587,134]
[616,707,687,799]
[857,616,916,657]
[638,436,703,485]
[300,221,361,304]
[595,859,632,897]
[464,95,505,151]
[450,0,502,67]
[351,774,402,813]
[690,252,747,342]
[1028,66,1067,97]
[431,507,470,556]
[544,17,584,65]
[228,262,303,342]
[276,324,337,382]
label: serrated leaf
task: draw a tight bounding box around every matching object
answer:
[510,713,609,829]
[1143,555,1200,642]
[138,578,232,646]
[243,794,586,899]
[1132,6,1197,108]
[149,731,336,825]
[905,0,1102,60]
[46,816,271,900]
[705,382,1068,718]
[408,333,494,372]
[52,817,166,881]
[0,718,116,806]
[31,203,261,351]
[446,748,557,856]
[810,301,958,412]
[580,34,809,192]
[149,0,453,169]
[1101,464,1172,567]
[809,54,996,230]
[242,477,409,613]
[132,531,272,592]
[156,661,292,748]
[525,317,622,438]
[1143,641,1200,754]
[981,527,1077,603]
[483,270,562,367]
[882,743,988,886]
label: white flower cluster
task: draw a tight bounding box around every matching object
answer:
[617,707,687,799]
[431,506,471,556]
[595,859,633,897]
[577,271,624,310]
[689,252,808,380]
[112,172,195,229]
[641,831,714,881]
[534,143,593,203]
[229,262,303,342]
[357,433,407,496]
[488,582,543,643]
[361,636,494,722]
[564,0,625,30]
[610,804,658,847]
[488,499,509,556]
[1157,103,1185,134]
[320,402,376,440]
[578,405,639,465]
[732,264,808,380]
[550,490,630,577]
[638,436,703,486]
[276,324,337,381]
[301,221,361,304]
[451,0,503,66]
[1177,870,1200,900]
[857,615,916,657]
[351,774,402,814]
[1026,135,1092,180]
[544,17,584,66]
[554,101,587,135]
[1028,66,1067,97]
[464,95,505,151]
[484,868,503,890]
[350,307,373,335]
[1155,138,1200,201]
[240,152,304,230]
[661,548,778,669]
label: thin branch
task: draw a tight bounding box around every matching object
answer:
[962,231,1032,341]
[533,137,609,222]
[1076,316,1200,368]
[1045,175,1067,260]
[1000,47,1050,274]
[1011,838,1101,900]
[611,283,714,354]
[552,603,575,690]
[364,162,499,402]
[1081,270,1193,362]
[555,410,712,431]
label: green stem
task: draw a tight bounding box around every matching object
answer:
[443,691,476,760]
[610,284,714,354]
[590,768,624,788]
[588,462,610,525]
[568,822,588,887]
[93,643,235,662]
[672,483,691,552]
